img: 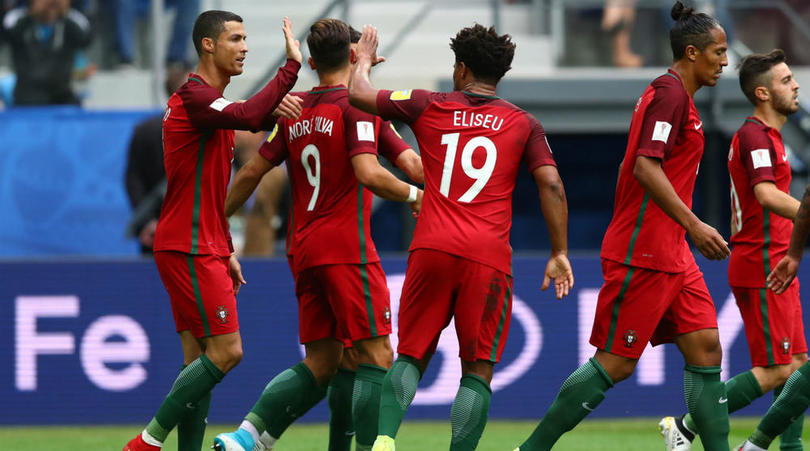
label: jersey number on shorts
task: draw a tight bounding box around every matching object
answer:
[440,133,497,202]
[301,144,321,211]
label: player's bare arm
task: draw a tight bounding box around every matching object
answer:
[348,25,384,115]
[351,153,423,213]
[225,153,274,217]
[533,165,574,299]
[395,149,425,184]
[633,155,730,260]
[767,183,810,293]
[753,181,800,219]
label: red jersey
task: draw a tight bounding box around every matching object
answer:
[601,70,704,273]
[154,59,300,256]
[260,85,395,274]
[376,89,556,275]
[728,117,792,287]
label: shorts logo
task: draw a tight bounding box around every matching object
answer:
[623,329,638,348]
[215,305,230,324]
[384,307,391,324]
[782,337,791,355]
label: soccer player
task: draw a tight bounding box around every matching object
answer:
[122,10,302,451]
[212,18,423,451]
[514,3,732,450]
[349,23,574,451]
[661,49,806,451]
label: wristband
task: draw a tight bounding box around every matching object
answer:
[407,185,418,203]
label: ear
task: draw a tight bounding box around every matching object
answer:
[754,86,770,103]
[685,44,698,63]
[308,57,316,70]
[201,37,215,54]
[458,61,468,79]
[350,47,357,65]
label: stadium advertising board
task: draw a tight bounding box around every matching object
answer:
[1,256,805,424]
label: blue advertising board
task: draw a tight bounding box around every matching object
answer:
[1,255,806,425]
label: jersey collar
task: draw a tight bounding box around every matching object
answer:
[462,90,499,100]
[309,85,347,94]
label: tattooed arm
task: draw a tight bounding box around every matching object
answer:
[767,184,810,293]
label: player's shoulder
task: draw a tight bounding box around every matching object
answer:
[735,117,771,145]
[650,72,689,103]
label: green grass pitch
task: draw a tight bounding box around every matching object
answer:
[0,418,795,450]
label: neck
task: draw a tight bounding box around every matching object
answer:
[753,105,788,131]
[463,80,497,97]
[317,66,351,88]
[195,61,229,94]
[670,61,699,97]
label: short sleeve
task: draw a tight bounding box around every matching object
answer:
[376,89,434,124]
[378,121,411,163]
[258,123,288,166]
[636,79,688,161]
[739,128,777,187]
[344,107,380,157]
[523,113,556,172]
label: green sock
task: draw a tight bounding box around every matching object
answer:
[450,374,492,451]
[379,355,422,438]
[684,365,729,451]
[774,384,804,451]
[246,362,327,439]
[353,364,388,450]
[328,367,355,451]
[519,358,614,451]
[751,363,810,449]
[146,354,224,443]
[683,369,763,432]
[176,364,212,451]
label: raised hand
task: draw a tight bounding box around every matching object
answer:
[357,25,386,66]
[542,253,574,300]
[282,17,302,63]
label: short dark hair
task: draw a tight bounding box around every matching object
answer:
[738,49,787,104]
[307,19,351,72]
[450,24,515,84]
[348,25,361,44]
[192,10,243,56]
[669,1,720,60]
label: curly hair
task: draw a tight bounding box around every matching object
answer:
[669,1,720,60]
[739,49,787,104]
[307,18,351,71]
[450,24,515,84]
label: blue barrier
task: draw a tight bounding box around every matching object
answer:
[2,254,806,425]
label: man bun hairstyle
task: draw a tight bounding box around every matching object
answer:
[192,10,243,56]
[738,49,787,104]
[307,18,351,72]
[669,1,720,60]
[450,23,515,85]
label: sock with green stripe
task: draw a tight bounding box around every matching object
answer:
[684,365,729,451]
[146,354,225,443]
[519,357,614,451]
[378,355,422,438]
[750,363,810,449]
[328,367,356,451]
[450,374,492,451]
[176,364,212,451]
[683,369,763,432]
[246,362,328,440]
[353,364,388,450]
[774,383,804,451]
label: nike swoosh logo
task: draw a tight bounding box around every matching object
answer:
[694,122,703,130]
[185,402,195,409]
[582,402,594,411]
[718,397,728,404]
[784,153,789,161]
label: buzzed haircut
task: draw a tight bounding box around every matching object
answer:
[669,1,720,60]
[349,25,361,44]
[307,19,351,72]
[450,23,515,85]
[738,49,787,105]
[192,10,243,56]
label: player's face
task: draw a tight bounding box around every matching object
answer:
[768,62,800,116]
[213,21,248,76]
[694,26,728,87]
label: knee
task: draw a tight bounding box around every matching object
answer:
[208,344,243,373]
[355,337,394,368]
[607,361,636,383]
[774,364,795,387]
[304,354,341,385]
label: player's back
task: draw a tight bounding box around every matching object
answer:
[380,89,554,275]
[278,86,380,273]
